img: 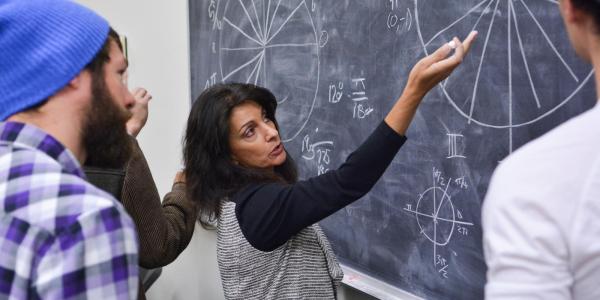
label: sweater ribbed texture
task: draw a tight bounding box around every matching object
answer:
[218,201,343,300]
[121,138,197,270]
[87,138,197,300]
[0,0,109,120]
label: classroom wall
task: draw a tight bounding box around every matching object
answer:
[76,0,190,196]
[75,1,377,299]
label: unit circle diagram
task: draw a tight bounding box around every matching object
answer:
[414,0,593,129]
[216,0,321,141]
[415,186,457,247]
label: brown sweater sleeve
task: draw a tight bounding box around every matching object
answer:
[121,138,197,268]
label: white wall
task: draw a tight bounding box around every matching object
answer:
[76,0,190,197]
[75,1,375,299]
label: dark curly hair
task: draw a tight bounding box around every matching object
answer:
[184,83,297,227]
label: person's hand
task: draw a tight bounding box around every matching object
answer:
[384,31,477,135]
[126,87,152,137]
[173,171,186,185]
[404,31,478,99]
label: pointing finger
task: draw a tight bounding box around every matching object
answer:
[461,30,478,56]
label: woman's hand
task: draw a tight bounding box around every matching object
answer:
[173,171,186,185]
[406,31,477,99]
[385,31,478,135]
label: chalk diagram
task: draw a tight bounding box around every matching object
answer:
[218,0,321,141]
[404,175,474,276]
[414,0,593,150]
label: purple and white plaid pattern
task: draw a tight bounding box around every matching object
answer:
[0,122,139,299]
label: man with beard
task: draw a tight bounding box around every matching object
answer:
[85,82,198,300]
[0,0,139,299]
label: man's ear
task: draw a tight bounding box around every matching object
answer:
[67,70,85,90]
[52,69,92,103]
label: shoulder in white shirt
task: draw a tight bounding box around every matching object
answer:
[483,104,600,300]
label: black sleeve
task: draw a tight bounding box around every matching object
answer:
[232,121,406,252]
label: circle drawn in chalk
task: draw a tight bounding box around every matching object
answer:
[415,186,457,247]
[415,0,593,129]
[218,0,320,141]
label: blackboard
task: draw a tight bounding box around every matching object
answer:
[189,1,596,299]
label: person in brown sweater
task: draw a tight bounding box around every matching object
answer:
[85,83,197,300]
[123,87,197,268]
[122,87,198,300]
[123,136,196,268]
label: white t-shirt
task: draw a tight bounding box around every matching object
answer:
[483,103,600,300]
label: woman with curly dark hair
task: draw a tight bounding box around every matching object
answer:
[184,32,476,299]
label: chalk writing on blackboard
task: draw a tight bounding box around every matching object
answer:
[403,167,475,280]
[415,0,594,152]
[301,128,334,176]
[446,133,466,159]
[328,76,375,120]
[387,0,412,35]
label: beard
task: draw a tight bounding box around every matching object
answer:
[82,75,133,169]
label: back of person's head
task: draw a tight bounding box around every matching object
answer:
[571,0,600,31]
[184,83,297,226]
[0,0,109,120]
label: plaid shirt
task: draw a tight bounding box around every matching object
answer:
[0,122,139,299]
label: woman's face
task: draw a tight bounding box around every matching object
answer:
[228,100,287,170]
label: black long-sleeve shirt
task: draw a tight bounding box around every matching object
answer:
[231,121,406,251]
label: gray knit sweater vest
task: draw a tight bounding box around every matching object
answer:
[217,201,344,299]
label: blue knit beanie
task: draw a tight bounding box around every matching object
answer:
[0,0,109,120]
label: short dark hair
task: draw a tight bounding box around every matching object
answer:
[85,27,122,77]
[183,83,298,227]
[571,0,600,32]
